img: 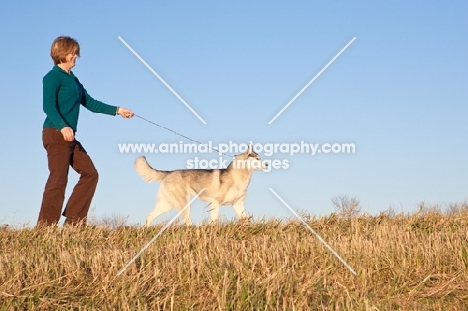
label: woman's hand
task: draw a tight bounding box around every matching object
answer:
[60,127,75,142]
[117,107,134,119]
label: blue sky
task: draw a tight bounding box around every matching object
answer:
[1,1,467,227]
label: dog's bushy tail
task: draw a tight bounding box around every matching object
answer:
[134,156,167,182]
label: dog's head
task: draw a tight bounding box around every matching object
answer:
[232,142,268,171]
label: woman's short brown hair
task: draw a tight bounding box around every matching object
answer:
[50,36,80,65]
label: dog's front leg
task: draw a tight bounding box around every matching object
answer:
[209,202,220,224]
[232,199,248,220]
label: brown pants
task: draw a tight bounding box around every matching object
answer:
[38,128,99,226]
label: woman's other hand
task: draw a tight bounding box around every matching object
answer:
[60,127,75,141]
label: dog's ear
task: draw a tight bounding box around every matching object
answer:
[248,141,253,154]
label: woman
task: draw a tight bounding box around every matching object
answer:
[38,36,134,226]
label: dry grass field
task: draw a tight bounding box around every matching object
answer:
[1,203,468,310]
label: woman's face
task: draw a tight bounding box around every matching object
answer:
[64,52,78,69]
[59,49,78,72]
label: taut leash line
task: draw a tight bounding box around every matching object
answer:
[134,114,234,157]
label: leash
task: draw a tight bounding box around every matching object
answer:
[134,114,234,157]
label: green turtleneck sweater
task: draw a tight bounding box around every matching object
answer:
[43,65,118,131]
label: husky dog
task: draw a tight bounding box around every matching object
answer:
[135,143,267,226]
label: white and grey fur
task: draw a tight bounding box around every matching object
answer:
[135,143,267,226]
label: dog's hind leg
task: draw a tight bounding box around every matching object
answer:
[146,199,172,227]
[173,194,193,226]
[181,206,193,226]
